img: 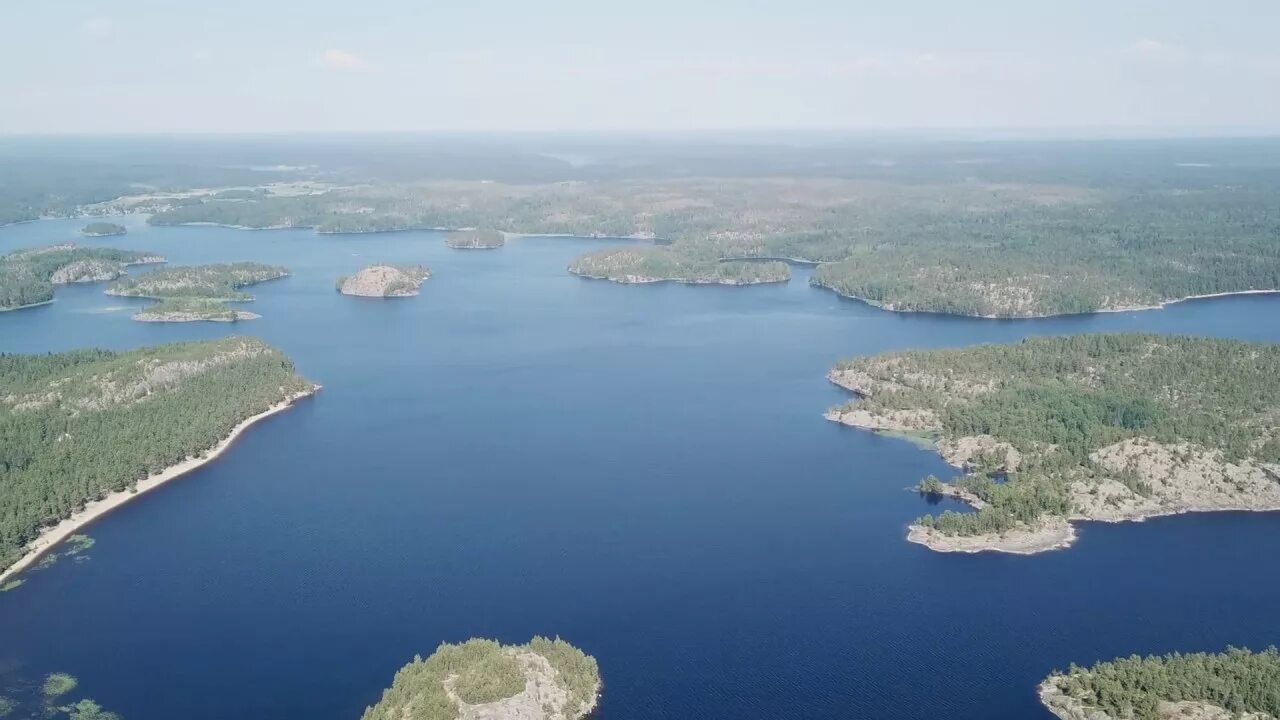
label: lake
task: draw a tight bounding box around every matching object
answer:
[2,216,1278,719]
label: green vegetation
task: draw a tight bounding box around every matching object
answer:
[362,637,600,720]
[0,337,312,573]
[445,229,505,249]
[0,672,123,720]
[1045,647,1280,719]
[132,298,257,323]
[64,699,121,720]
[830,334,1280,536]
[107,262,287,300]
[144,171,1280,316]
[43,674,78,699]
[570,247,789,285]
[107,262,286,321]
[80,222,126,237]
[0,244,162,310]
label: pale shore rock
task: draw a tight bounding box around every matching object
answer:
[827,367,1280,554]
[817,287,1280,319]
[338,265,430,297]
[50,259,125,284]
[908,516,1077,554]
[443,650,598,720]
[1038,678,1275,720]
[0,387,319,584]
[1076,438,1280,521]
[132,309,260,322]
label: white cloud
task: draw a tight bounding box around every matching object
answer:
[1132,38,1168,54]
[81,18,114,37]
[316,49,367,71]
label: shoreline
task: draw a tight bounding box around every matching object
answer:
[0,387,318,585]
[825,388,1280,555]
[814,285,1280,320]
[569,268,790,287]
[0,298,55,313]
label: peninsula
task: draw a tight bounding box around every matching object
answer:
[107,262,288,321]
[570,247,789,285]
[445,229,505,249]
[337,264,430,297]
[362,637,600,720]
[1040,647,1280,720]
[0,243,165,311]
[80,221,127,237]
[0,337,316,583]
[827,334,1280,554]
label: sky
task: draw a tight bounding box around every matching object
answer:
[3,0,1279,134]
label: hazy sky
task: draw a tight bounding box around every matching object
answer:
[3,0,1279,134]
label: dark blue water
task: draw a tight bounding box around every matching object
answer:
[2,216,1278,719]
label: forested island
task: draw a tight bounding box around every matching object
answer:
[138,172,1280,317]
[132,298,260,322]
[0,337,315,580]
[80,222,126,237]
[1040,647,1280,720]
[337,265,430,297]
[570,247,790,285]
[0,244,165,311]
[827,334,1280,553]
[445,229,505,249]
[107,262,288,321]
[362,637,600,720]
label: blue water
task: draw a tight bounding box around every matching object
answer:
[2,216,1278,719]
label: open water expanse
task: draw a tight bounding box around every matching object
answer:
[1,216,1278,719]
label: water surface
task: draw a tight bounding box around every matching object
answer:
[1,217,1278,719]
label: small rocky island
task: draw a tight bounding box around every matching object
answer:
[1039,647,1280,720]
[827,334,1280,554]
[445,229,505,249]
[107,262,288,322]
[570,247,790,285]
[80,221,127,237]
[337,264,430,297]
[361,637,600,720]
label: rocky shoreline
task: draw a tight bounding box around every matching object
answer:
[826,366,1280,555]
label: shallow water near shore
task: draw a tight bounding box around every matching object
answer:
[2,216,1279,719]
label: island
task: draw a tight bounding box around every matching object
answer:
[569,247,790,285]
[1040,647,1280,720]
[141,174,1280,317]
[362,637,600,720]
[337,264,431,297]
[445,229,506,249]
[107,262,288,322]
[132,298,260,323]
[0,337,316,583]
[0,243,165,311]
[826,334,1280,554]
[80,221,127,237]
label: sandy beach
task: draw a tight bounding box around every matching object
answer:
[0,387,318,585]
